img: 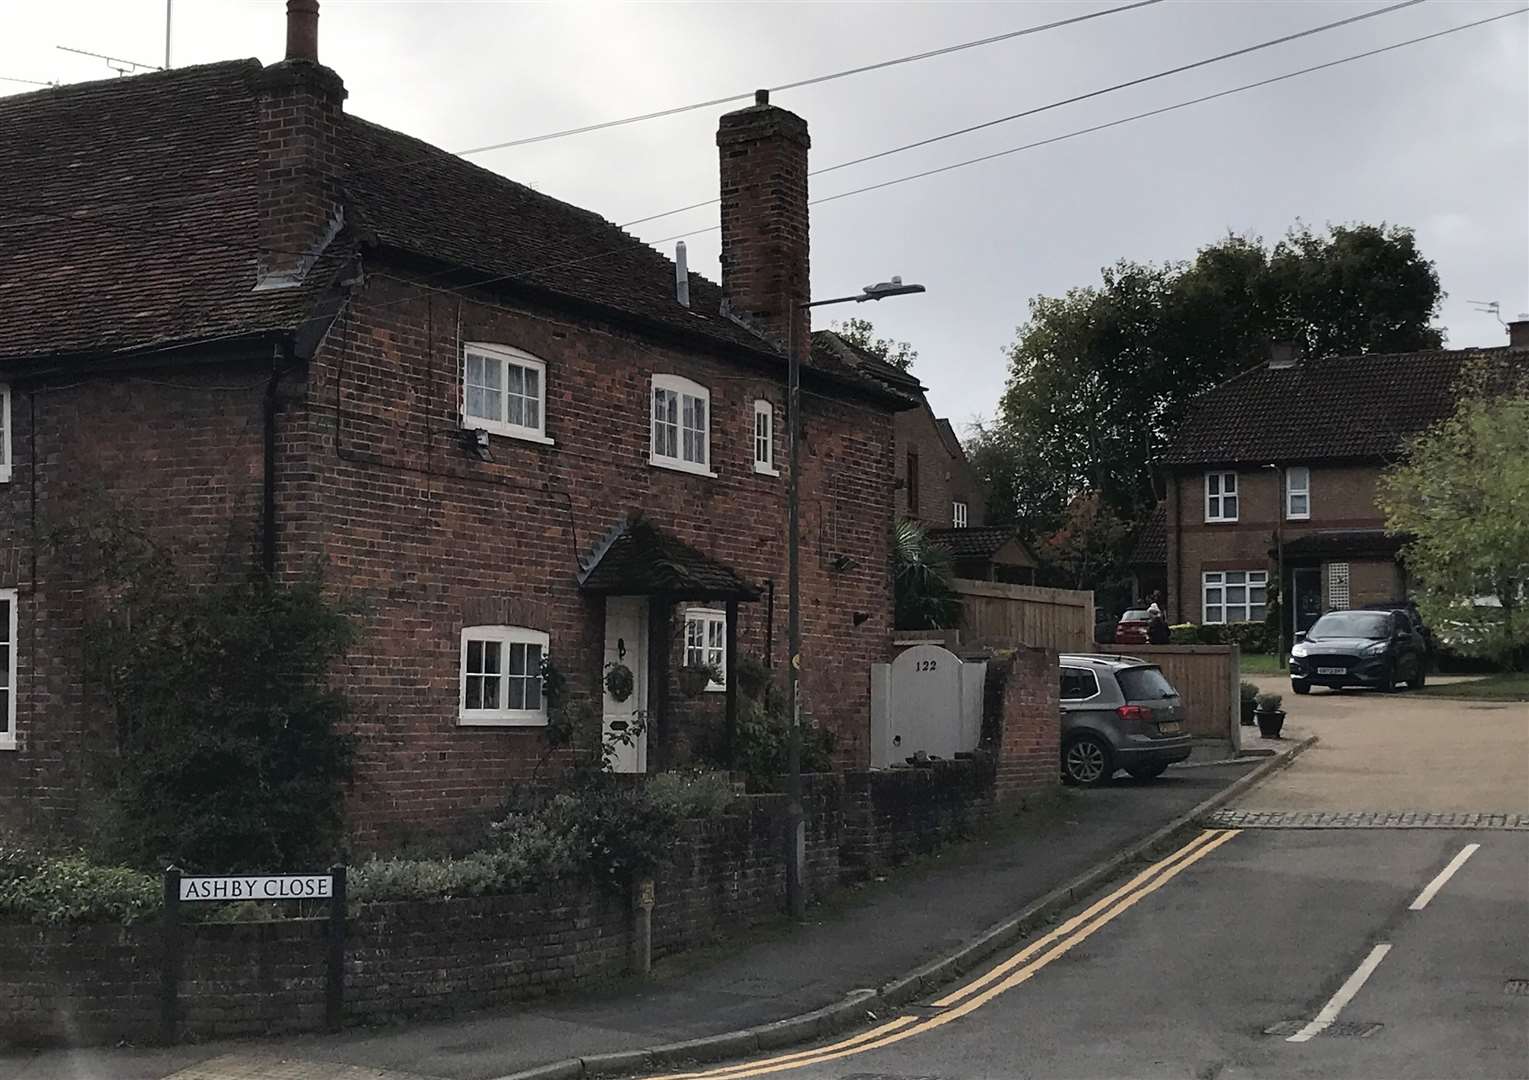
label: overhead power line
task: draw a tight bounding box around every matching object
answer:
[355,0,1165,175]
[1,75,56,88]
[621,0,1428,229]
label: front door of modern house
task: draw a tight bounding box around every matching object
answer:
[1292,567,1323,637]
[602,597,648,774]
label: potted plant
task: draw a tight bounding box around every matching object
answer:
[604,661,634,703]
[1239,681,1260,726]
[733,654,772,701]
[678,661,723,698]
[1254,692,1285,739]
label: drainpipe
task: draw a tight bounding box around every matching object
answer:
[262,345,289,577]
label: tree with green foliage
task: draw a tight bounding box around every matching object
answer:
[1380,369,1529,670]
[833,316,918,372]
[892,519,961,629]
[1034,492,1134,596]
[993,223,1444,532]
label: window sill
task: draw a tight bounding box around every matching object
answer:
[0,737,14,752]
[1204,518,1239,525]
[650,456,717,479]
[1286,514,1310,522]
[753,463,781,477]
[0,467,11,484]
[458,714,549,728]
[462,421,555,446]
[705,683,726,693]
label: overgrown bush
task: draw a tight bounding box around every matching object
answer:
[893,519,961,629]
[645,770,736,818]
[0,853,159,926]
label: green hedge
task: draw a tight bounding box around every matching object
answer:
[1167,622,1277,653]
[0,849,160,926]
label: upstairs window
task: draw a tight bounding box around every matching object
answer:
[1286,466,1310,520]
[684,608,726,691]
[462,343,551,444]
[753,400,778,476]
[953,501,969,528]
[459,626,549,726]
[652,374,712,476]
[1205,471,1238,522]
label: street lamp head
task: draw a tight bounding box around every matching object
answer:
[858,276,926,302]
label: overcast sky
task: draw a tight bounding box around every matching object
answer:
[4,0,1526,429]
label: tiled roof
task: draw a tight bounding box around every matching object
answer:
[1161,347,1526,466]
[1128,503,1167,567]
[0,61,334,362]
[0,60,903,403]
[579,516,759,600]
[811,331,924,397]
[929,525,1029,562]
[1279,529,1406,559]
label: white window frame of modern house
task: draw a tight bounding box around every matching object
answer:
[1204,470,1239,523]
[0,588,15,750]
[752,399,779,476]
[1201,570,1268,624]
[651,374,715,477]
[683,607,727,691]
[0,385,11,484]
[1286,465,1310,520]
[952,501,968,528]
[460,342,555,445]
[458,625,550,727]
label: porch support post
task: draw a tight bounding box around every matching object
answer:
[647,597,671,773]
[724,598,739,767]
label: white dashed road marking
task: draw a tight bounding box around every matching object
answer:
[1408,843,1481,910]
[1286,943,1393,1044]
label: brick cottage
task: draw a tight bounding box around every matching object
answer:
[0,2,920,844]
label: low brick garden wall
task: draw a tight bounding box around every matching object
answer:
[1,649,1059,1046]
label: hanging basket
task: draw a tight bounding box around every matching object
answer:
[604,662,634,703]
[678,664,719,698]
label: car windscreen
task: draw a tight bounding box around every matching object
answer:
[1308,611,1391,639]
[1119,610,1150,622]
[1116,666,1177,701]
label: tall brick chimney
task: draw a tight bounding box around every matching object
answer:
[1508,318,1529,349]
[717,90,811,359]
[253,0,347,290]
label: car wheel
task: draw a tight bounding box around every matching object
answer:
[1292,681,1311,695]
[1062,734,1114,787]
[1408,662,1426,691]
[1381,663,1398,693]
[1126,762,1167,781]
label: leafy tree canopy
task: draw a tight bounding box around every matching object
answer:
[1381,367,1529,670]
[987,222,1444,537]
[833,316,919,372]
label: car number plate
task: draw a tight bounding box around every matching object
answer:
[1316,666,1347,676]
[1158,721,1182,734]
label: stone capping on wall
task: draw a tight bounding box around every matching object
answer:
[1,666,1059,1047]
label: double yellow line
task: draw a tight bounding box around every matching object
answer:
[653,827,1243,1080]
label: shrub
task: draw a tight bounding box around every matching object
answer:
[1255,692,1284,712]
[725,679,835,792]
[350,849,543,905]
[0,854,160,926]
[1168,623,1198,645]
[893,519,961,629]
[1239,681,1260,703]
[645,770,736,818]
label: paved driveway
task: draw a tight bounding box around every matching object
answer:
[1238,675,1528,813]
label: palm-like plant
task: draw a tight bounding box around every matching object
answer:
[893,519,961,630]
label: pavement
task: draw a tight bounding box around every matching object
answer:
[0,762,1263,1080]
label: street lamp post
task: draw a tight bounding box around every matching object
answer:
[784,276,925,919]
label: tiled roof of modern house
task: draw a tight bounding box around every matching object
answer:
[928,525,1026,561]
[1161,346,1526,466]
[1128,502,1167,567]
[0,60,897,401]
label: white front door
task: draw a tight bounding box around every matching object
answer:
[602,597,648,774]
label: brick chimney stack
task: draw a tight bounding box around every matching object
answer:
[253,0,347,289]
[1508,318,1529,349]
[717,90,811,359]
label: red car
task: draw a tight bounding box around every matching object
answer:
[1114,608,1151,644]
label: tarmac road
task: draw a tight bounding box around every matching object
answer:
[657,827,1529,1080]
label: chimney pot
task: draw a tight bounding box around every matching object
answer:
[1268,341,1300,369]
[754,89,769,105]
[1508,318,1529,349]
[286,0,320,63]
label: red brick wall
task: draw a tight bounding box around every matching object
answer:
[0,362,272,839]
[286,272,894,840]
[893,404,984,527]
[990,647,1060,804]
[253,59,347,282]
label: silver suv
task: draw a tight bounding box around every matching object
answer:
[1058,654,1194,786]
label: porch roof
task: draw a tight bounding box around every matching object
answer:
[578,516,760,601]
[1276,529,1407,561]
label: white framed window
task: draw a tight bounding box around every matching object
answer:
[1205,471,1238,522]
[651,374,714,476]
[0,385,10,484]
[459,626,549,726]
[753,400,779,476]
[1202,570,1268,624]
[683,608,726,691]
[462,343,553,445]
[0,589,15,750]
[953,501,969,528]
[1286,465,1310,520]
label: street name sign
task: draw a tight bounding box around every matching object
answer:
[179,874,334,902]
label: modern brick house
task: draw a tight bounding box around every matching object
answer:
[814,331,1037,584]
[1158,330,1528,640]
[0,3,915,843]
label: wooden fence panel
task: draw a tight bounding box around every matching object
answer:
[952,579,1094,653]
[1099,644,1239,747]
